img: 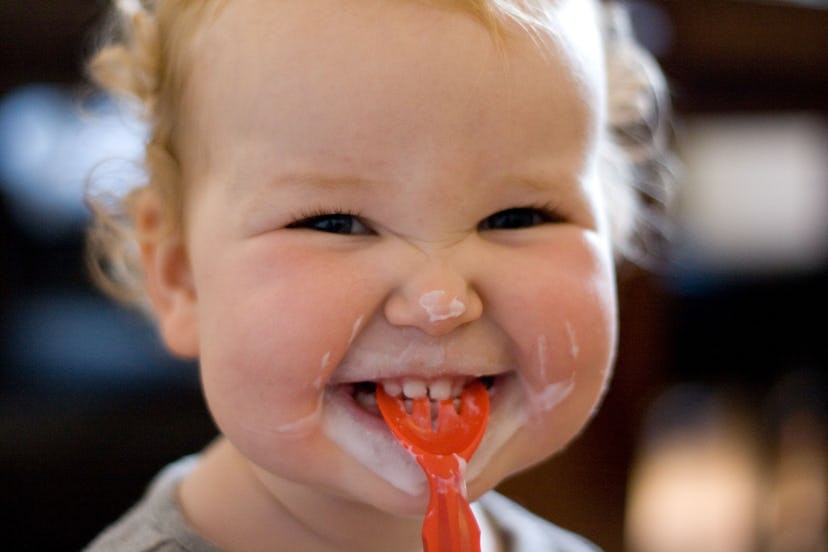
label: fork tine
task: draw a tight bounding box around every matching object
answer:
[376,380,489,456]
[436,400,460,432]
[411,397,432,430]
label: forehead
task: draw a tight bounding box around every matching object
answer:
[181,0,604,178]
[189,0,604,93]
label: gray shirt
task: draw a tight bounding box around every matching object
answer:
[84,456,601,551]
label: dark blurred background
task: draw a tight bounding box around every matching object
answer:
[1,1,826,551]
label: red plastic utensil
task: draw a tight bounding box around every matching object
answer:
[376,380,490,552]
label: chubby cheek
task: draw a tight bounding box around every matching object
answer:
[192,241,375,467]
[491,231,617,461]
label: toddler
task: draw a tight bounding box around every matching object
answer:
[84,0,671,550]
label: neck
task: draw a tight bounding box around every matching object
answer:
[179,438,424,552]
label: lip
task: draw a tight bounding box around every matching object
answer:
[329,362,507,385]
[329,339,511,385]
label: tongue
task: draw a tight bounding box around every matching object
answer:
[376,380,490,552]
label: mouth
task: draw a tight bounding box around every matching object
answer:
[322,373,516,497]
[342,375,498,417]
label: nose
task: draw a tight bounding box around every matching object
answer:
[384,259,483,336]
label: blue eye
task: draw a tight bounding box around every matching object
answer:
[287,213,372,235]
[478,207,557,230]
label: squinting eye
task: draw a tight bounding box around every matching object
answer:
[287,213,372,235]
[478,207,556,231]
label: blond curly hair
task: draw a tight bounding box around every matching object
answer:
[86,0,674,309]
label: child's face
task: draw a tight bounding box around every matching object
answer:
[161,0,615,515]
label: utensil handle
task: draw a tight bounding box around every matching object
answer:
[419,454,481,552]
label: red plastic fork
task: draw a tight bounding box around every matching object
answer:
[376,380,490,552]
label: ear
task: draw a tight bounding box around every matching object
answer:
[136,192,200,358]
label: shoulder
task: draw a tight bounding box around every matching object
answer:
[83,456,221,552]
[476,492,603,552]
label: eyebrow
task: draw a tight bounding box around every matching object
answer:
[509,173,569,193]
[237,164,581,207]
[233,170,384,222]
[267,171,386,191]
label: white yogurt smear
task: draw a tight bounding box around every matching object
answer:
[274,393,324,436]
[465,376,527,482]
[564,320,580,359]
[419,290,466,322]
[348,315,364,346]
[323,390,427,495]
[530,377,575,414]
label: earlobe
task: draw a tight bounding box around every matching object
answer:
[136,193,200,358]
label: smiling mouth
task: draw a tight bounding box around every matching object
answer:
[344,376,497,417]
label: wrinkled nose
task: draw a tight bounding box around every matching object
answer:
[384,260,483,336]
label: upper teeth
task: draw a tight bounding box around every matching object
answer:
[382,377,471,401]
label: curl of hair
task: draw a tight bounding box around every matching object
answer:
[86,0,215,310]
[600,1,678,268]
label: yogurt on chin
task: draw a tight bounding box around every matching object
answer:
[323,385,427,496]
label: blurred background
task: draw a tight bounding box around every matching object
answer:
[0,1,825,550]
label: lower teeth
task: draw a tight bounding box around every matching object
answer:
[354,389,380,414]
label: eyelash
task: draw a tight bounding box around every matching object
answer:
[477,204,565,231]
[287,207,362,223]
[286,208,372,234]
[286,204,564,234]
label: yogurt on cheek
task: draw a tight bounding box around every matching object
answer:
[520,333,579,418]
[271,392,325,436]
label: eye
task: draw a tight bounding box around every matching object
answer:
[287,212,372,235]
[478,207,559,231]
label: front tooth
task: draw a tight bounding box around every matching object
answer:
[429,378,452,401]
[402,378,427,399]
[451,378,467,398]
[383,380,402,397]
